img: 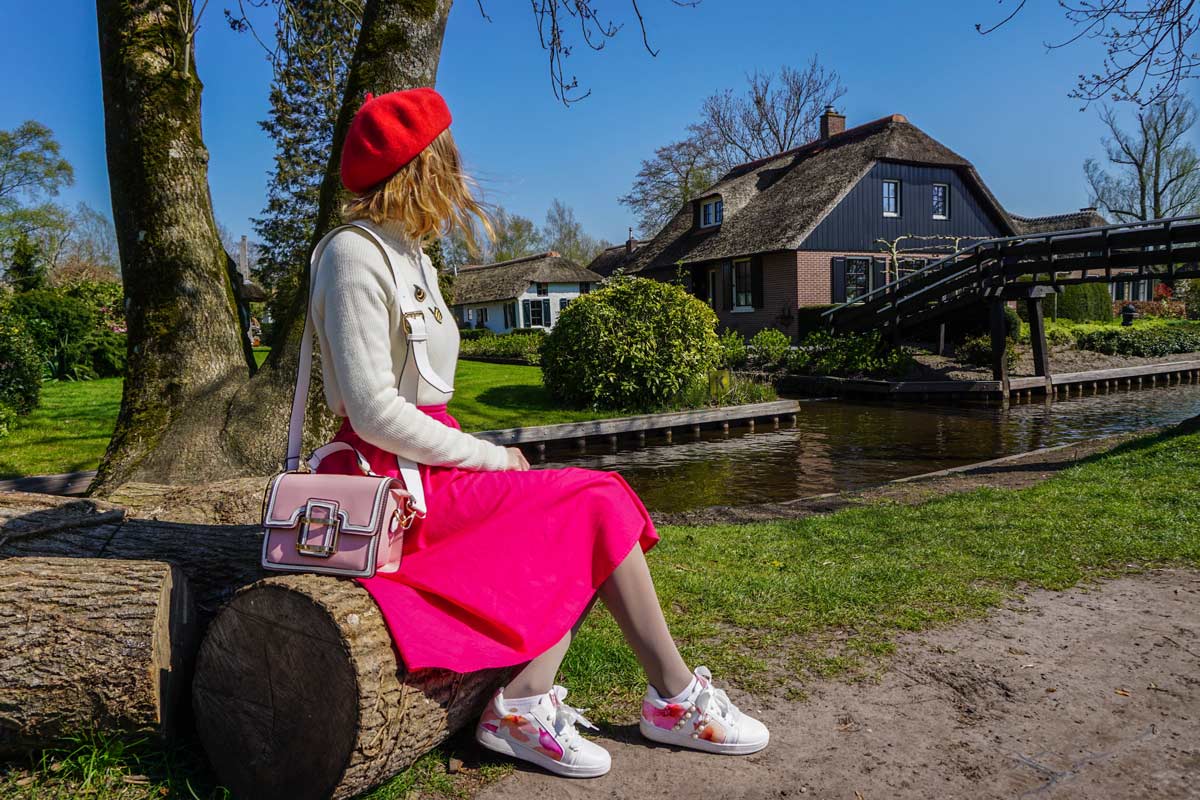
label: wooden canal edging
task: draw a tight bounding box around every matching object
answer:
[778,360,1200,404]
[473,399,802,452]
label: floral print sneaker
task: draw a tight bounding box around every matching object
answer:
[639,666,770,755]
[475,684,611,778]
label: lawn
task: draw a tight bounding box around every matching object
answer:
[0,358,606,479]
[3,420,1199,798]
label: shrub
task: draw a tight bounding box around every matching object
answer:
[1053,283,1114,323]
[1072,320,1200,357]
[1112,299,1186,319]
[540,276,721,410]
[718,328,747,369]
[957,333,1017,370]
[723,374,778,405]
[9,289,98,380]
[0,315,42,416]
[85,328,127,377]
[785,330,915,378]
[459,327,497,341]
[748,328,791,369]
[459,330,543,364]
[0,403,16,439]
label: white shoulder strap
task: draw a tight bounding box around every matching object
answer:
[284,221,453,516]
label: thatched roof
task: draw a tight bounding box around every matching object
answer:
[627,114,1016,272]
[452,252,602,305]
[1009,208,1110,235]
[586,240,647,278]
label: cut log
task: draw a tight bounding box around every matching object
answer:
[0,557,195,754]
[192,574,515,800]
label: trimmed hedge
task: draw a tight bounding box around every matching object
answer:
[785,330,915,378]
[1053,283,1114,323]
[1072,321,1200,357]
[458,331,543,364]
[540,276,721,411]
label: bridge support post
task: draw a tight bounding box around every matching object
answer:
[1025,296,1053,394]
[989,299,1011,398]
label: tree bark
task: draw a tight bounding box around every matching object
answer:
[91,1,256,494]
[0,557,196,755]
[193,573,512,800]
[88,0,456,498]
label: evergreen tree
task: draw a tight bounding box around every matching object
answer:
[251,0,363,342]
[6,232,45,292]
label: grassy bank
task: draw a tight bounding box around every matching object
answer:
[3,420,1198,798]
[0,360,604,479]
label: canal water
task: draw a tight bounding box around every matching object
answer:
[538,383,1200,513]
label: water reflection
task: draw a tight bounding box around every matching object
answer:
[538,383,1200,513]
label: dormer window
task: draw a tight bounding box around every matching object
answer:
[700,197,724,227]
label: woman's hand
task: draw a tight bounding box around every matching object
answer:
[505,446,531,471]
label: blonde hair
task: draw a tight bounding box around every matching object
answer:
[342,127,493,256]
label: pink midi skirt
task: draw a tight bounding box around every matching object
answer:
[313,404,660,673]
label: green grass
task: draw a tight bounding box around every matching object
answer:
[0,359,609,479]
[0,378,122,479]
[5,421,1198,798]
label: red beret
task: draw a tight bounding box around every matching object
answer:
[339,87,453,194]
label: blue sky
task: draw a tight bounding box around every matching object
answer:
[3,0,1193,245]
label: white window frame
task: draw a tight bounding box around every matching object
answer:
[732,258,753,311]
[700,197,724,228]
[882,180,900,217]
[931,183,949,220]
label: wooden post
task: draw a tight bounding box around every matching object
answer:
[937,322,946,356]
[1025,296,1052,392]
[989,299,1010,397]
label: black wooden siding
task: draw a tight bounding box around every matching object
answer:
[800,161,1007,252]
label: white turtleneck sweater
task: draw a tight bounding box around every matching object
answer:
[310,217,510,471]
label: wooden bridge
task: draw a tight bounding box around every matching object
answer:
[821,215,1200,395]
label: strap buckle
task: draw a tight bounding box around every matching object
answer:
[402,310,424,335]
[295,499,341,557]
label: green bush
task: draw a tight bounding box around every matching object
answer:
[718,328,747,369]
[723,374,778,404]
[0,315,42,416]
[459,330,543,364]
[540,276,722,411]
[85,328,127,377]
[1072,320,1200,357]
[957,333,1017,370]
[1053,283,1114,323]
[0,403,16,439]
[785,330,915,378]
[9,289,99,380]
[459,327,497,341]
[748,328,791,369]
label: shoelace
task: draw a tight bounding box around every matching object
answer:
[549,685,598,752]
[690,667,741,729]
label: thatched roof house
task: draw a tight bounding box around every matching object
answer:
[453,252,602,306]
[586,237,648,278]
[1010,208,1110,235]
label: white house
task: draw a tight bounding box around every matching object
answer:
[452,251,604,333]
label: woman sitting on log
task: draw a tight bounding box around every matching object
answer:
[310,87,770,778]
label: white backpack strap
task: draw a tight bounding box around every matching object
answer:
[344,220,454,393]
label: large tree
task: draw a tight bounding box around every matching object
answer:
[619,133,719,237]
[540,198,609,264]
[1085,96,1200,221]
[90,0,689,495]
[0,120,74,266]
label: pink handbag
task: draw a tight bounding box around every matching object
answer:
[259,223,428,578]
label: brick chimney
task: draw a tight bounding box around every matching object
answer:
[625,227,636,254]
[819,105,845,140]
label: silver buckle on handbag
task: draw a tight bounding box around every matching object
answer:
[296,499,340,557]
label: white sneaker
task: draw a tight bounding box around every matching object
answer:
[639,666,770,755]
[475,684,611,778]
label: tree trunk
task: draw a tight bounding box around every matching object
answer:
[91,0,256,494]
[0,557,196,755]
[193,573,512,800]
[88,0,455,498]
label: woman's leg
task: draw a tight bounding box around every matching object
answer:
[597,543,694,699]
[504,592,601,698]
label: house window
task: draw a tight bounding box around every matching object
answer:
[845,257,871,301]
[700,197,723,227]
[882,180,900,217]
[732,258,753,309]
[536,282,548,296]
[464,307,473,321]
[477,307,488,324]
[503,302,515,328]
[579,282,590,294]
[523,297,552,327]
[559,297,569,312]
[932,183,949,219]
[707,269,717,309]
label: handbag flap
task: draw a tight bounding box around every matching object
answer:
[264,472,406,533]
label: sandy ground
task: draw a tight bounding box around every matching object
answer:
[473,569,1200,800]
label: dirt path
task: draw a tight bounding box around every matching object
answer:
[474,570,1200,799]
